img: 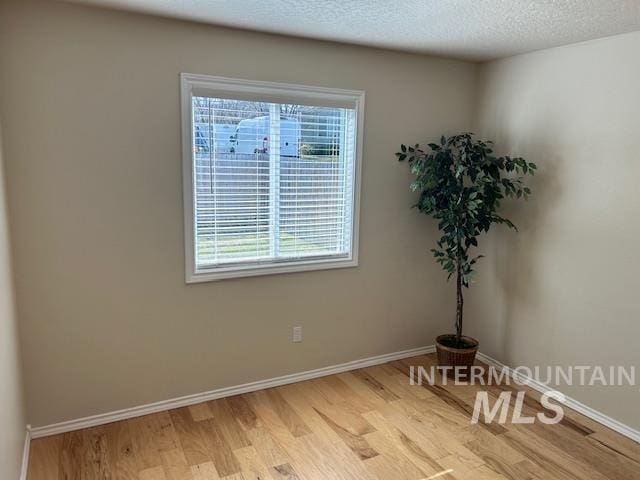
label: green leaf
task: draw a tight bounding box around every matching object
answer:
[395,132,535,291]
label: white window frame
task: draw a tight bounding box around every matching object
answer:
[181,73,364,283]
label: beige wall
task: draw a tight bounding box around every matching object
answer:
[473,32,640,430]
[0,120,26,478]
[6,0,635,436]
[0,0,477,427]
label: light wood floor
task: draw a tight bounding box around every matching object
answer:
[27,354,640,479]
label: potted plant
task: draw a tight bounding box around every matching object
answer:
[396,133,536,373]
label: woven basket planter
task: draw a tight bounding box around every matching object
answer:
[435,334,479,376]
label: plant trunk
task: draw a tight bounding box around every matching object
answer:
[455,262,464,346]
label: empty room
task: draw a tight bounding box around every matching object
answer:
[1,1,640,479]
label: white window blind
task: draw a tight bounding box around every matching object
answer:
[182,74,363,282]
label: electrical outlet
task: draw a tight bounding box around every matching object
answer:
[292,326,302,343]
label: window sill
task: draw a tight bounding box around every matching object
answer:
[186,256,358,283]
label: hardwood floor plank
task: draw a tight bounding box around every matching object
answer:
[461,425,525,464]
[309,378,344,404]
[464,438,529,480]
[159,448,192,480]
[293,432,374,480]
[138,466,168,480]
[362,453,425,480]
[350,369,401,402]
[169,407,212,466]
[234,445,276,480]
[588,429,640,464]
[499,428,609,480]
[480,382,595,437]
[380,367,434,401]
[129,415,167,470]
[27,436,62,480]
[243,427,290,468]
[515,420,640,480]
[400,373,507,435]
[103,420,138,480]
[271,463,301,480]
[188,403,214,422]
[190,462,220,480]
[509,460,544,480]
[225,395,260,431]
[437,453,501,480]
[335,372,389,409]
[220,474,247,480]
[319,375,378,414]
[398,394,474,433]
[365,424,443,477]
[199,418,242,477]
[58,430,84,480]
[263,388,312,438]
[81,426,111,479]
[276,384,378,479]
[293,381,376,438]
[378,399,471,461]
[207,398,252,450]
[313,407,379,460]
[27,353,640,480]
[244,390,298,448]
[362,365,414,399]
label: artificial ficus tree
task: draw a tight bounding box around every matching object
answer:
[397,133,536,347]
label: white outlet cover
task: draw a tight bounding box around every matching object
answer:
[292,326,302,343]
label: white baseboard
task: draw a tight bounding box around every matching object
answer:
[20,425,31,480]
[30,345,436,439]
[29,346,639,446]
[476,352,640,444]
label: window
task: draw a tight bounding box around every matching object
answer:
[181,74,364,282]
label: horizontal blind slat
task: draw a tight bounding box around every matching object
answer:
[192,96,355,268]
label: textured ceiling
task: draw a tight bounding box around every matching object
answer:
[68,0,640,61]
